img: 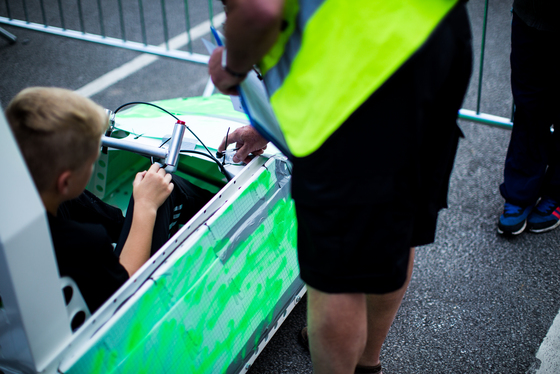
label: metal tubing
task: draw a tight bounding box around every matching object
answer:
[117,0,126,41]
[77,0,85,33]
[39,0,48,27]
[101,136,168,159]
[166,122,186,168]
[22,0,29,23]
[57,0,65,30]
[208,0,214,28]
[0,26,16,43]
[138,0,147,45]
[183,0,192,53]
[476,0,489,114]
[96,0,105,37]
[459,109,513,130]
[4,0,11,20]
[161,0,169,50]
[0,17,211,64]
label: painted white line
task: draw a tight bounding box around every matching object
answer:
[75,12,225,98]
[535,309,560,373]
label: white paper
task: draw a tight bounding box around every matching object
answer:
[203,34,292,158]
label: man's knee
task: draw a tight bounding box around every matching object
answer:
[307,287,367,334]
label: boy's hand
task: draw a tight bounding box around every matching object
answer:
[120,163,172,277]
[132,163,174,213]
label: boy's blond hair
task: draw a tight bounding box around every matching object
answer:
[6,87,108,192]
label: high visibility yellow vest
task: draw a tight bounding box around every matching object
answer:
[259,0,460,157]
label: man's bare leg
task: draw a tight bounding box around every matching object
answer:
[306,248,415,373]
[357,247,415,367]
[307,288,368,374]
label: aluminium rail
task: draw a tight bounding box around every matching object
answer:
[458,0,513,130]
[0,0,223,64]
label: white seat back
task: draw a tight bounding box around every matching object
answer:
[0,110,73,373]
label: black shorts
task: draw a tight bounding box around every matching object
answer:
[291,2,473,294]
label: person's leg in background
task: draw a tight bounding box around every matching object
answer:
[499,11,558,234]
[523,17,560,233]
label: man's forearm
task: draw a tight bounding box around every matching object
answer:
[222,0,285,74]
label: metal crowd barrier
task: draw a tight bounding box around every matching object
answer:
[0,25,16,43]
[458,0,514,130]
[0,0,224,64]
[0,0,513,129]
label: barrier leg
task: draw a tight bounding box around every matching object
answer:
[0,27,17,44]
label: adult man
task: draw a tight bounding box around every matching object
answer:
[209,1,472,372]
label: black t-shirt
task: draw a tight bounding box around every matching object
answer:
[48,191,129,313]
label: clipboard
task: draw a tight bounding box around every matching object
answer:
[205,27,293,159]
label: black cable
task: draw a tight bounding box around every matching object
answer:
[159,139,231,181]
[185,126,215,161]
[218,127,230,165]
[114,101,180,121]
[159,138,171,148]
[115,101,214,159]
[114,101,229,180]
[157,139,230,180]
[180,150,231,181]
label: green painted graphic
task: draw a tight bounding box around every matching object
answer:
[69,156,299,374]
[115,95,249,123]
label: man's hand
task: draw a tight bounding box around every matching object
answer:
[218,125,268,163]
[132,163,174,213]
[209,47,246,96]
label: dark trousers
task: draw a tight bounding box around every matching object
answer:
[500,11,560,207]
[114,175,214,257]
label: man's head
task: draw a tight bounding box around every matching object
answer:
[6,87,108,196]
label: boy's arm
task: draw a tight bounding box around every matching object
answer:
[119,163,173,277]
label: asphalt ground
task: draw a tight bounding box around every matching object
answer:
[1,0,559,373]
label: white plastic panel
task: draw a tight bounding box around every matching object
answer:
[0,112,72,372]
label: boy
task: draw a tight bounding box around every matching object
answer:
[6,87,214,313]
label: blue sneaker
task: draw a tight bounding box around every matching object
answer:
[498,202,532,235]
[527,197,560,233]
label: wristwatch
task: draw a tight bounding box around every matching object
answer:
[221,49,248,78]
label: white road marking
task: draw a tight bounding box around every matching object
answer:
[75,12,225,98]
[535,309,560,373]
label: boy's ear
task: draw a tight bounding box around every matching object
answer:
[56,170,73,197]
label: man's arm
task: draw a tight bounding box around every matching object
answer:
[119,163,173,276]
[209,0,285,94]
[209,0,284,161]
